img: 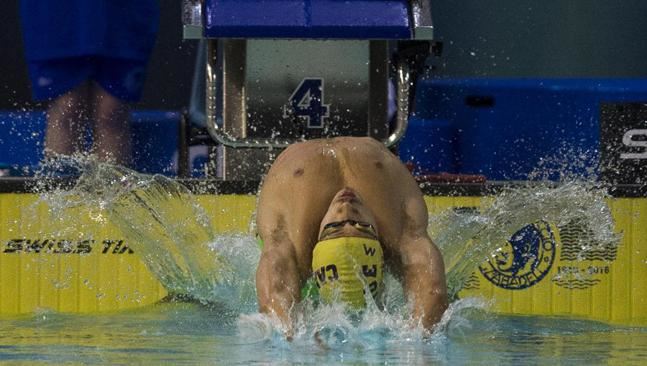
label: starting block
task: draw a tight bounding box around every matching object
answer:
[181,0,436,179]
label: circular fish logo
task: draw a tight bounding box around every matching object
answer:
[479,221,556,290]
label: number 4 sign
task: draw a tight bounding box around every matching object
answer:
[283,78,330,128]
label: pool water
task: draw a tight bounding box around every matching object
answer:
[0,301,645,365]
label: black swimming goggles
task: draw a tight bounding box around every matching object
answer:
[320,220,377,240]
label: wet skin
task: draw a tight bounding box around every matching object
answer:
[255,137,448,335]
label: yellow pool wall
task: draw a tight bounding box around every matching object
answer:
[0,192,644,327]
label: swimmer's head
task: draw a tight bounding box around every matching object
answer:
[311,236,384,309]
[318,188,379,241]
[313,188,384,308]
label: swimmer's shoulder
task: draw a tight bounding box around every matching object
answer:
[267,138,330,174]
[273,137,390,166]
[336,136,393,156]
[272,139,322,166]
[300,136,388,155]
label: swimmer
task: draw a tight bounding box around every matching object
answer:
[256,136,448,337]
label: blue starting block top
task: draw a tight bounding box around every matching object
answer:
[204,0,411,39]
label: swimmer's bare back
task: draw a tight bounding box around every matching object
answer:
[256,136,447,332]
[257,137,428,278]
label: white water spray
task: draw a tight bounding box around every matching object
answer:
[32,152,618,344]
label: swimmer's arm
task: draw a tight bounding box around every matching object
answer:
[256,237,301,338]
[398,233,448,330]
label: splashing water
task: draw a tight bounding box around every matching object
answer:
[36,155,244,304]
[236,292,489,348]
[432,180,618,299]
[431,145,618,298]
[32,153,618,345]
[33,156,488,344]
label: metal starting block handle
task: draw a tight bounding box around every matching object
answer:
[193,0,433,149]
[205,58,411,149]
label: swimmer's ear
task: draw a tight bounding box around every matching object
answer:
[285,330,294,342]
[256,234,264,249]
[314,331,330,350]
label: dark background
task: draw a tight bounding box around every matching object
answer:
[0,0,197,111]
[2,0,647,111]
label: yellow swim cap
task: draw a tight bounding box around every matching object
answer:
[311,237,384,309]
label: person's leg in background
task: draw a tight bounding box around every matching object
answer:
[37,58,135,166]
[91,58,150,167]
[27,58,92,159]
[21,0,159,170]
[91,82,132,166]
[44,81,91,158]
